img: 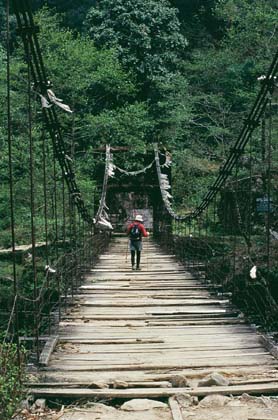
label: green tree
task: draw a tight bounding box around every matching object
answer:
[85,0,188,90]
[173,0,277,207]
[32,0,95,31]
[85,0,191,145]
[0,7,154,248]
[35,8,136,116]
[33,7,152,153]
[181,0,277,155]
[170,0,226,47]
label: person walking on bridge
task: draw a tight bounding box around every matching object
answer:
[127,215,149,270]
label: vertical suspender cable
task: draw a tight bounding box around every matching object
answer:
[42,129,51,333]
[53,158,59,259]
[6,0,20,360]
[232,164,238,296]
[266,99,272,274]
[42,129,49,265]
[27,41,39,362]
[62,173,66,250]
[247,134,253,255]
[205,207,209,284]
[70,193,75,298]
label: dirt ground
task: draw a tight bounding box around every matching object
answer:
[16,394,278,420]
[181,394,278,420]
[52,403,171,420]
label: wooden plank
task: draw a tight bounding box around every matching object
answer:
[54,346,266,356]
[77,303,228,309]
[248,418,277,420]
[35,366,278,384]
[146,320,245,326]
[59,338,165,345]
[259,334,278,359]
[78,287,209,293]
[66,311,239,319]
[76,294,211,299]
[57,342,265,352]
[58,338,262,348]
[45,358,276,371]
[90,269,188,273]
[77,292,219,299]
[28,380,172,388]
[168,396,184,420]
[79,299,228,305]
[39,336,59,367]
[53,350,270,362]
[36,369,278,388]
[29,382,278,398]
[80,286,212,290]
[57,333,262,342]
[230,377,278,386]
[20,336,51,342]
[61,318,245,326]
[0,241,46,254]
[58,325,256,333]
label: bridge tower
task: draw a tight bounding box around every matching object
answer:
[94,147,172,234]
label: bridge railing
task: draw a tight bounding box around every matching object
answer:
[0,229,110,361]
[154,51,278,331]
[1,0,113,363]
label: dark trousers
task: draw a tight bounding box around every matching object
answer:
[131,250,141,268]
[130,240,142,268]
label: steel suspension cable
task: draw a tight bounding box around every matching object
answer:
[192,50,278,218]
[154,51,277,223]
[42,129,49,265]
[266,98,272,274]
[62,173,66,251]
[53,158,59,259]
[12,0,93,224]
[26,39,40,362]
[5,0,20,357]
[247,133,253,254]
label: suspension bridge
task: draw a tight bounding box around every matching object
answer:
[1,0,278,417]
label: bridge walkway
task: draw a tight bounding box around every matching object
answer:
[29,236,278,399]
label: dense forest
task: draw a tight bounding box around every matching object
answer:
[0,0,277,248]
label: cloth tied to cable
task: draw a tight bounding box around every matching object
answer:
[40,89,73,113]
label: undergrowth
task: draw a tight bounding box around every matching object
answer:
[0,343,26,420]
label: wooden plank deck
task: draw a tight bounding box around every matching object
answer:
[31,236,278,398]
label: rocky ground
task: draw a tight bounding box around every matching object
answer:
[14,394,278,420]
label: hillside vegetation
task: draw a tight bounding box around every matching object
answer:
[0,0,277,243]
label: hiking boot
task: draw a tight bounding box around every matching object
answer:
[132,265,136,270]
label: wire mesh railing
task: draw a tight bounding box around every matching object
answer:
[154,50,278,330]
[1,0,112,364]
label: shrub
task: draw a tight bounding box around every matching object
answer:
[0,343,26,420]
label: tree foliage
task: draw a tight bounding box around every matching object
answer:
[0,344,26,420]
[0,7,152,247]
[85,0,191,145]
[85,0,188,86]
[0,0,276,234]
[172,0,277,210]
